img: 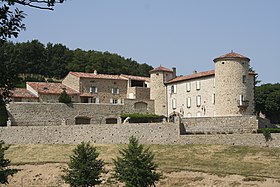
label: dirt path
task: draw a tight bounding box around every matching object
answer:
[1,163,280,187]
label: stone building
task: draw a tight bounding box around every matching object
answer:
[12,71,150,104]
[11,51,256,120]
[150,51,256,118]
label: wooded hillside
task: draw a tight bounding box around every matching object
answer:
[0,40,153,79]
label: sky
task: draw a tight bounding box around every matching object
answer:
[10,0,280,84]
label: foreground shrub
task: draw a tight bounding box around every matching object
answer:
[62,142,104,186]
[113,136,161,187]
[0,141,17,184]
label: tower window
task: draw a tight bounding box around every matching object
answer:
[172,98,177,109]
[242,75,246,83]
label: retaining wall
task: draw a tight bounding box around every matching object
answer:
[7,100,154,126]
[0,123,279,147]
[180,116,259,134]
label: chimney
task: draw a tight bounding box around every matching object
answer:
[193,70,198,74]
[93,70,98,75]
[172,67,176,78]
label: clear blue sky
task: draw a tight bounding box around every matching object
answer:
[11,0,280,84]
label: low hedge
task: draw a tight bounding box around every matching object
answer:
[120,113,164,123]
[257,128,280,133]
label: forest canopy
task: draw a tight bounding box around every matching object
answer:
[0,40,153,79]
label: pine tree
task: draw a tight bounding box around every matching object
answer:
[0,141,17,184]
[62,142,104,187]
[58,90,71,103]
[113,136,161,187]
[0,100,8,126]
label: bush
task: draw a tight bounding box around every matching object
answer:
[0,141,18,184]
[120,113,164,123]
[257,128,280,133]
[113,136,161,187]
[58,90,71,103]
[62,142,104,186]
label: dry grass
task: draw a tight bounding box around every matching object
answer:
[5,143,280,179]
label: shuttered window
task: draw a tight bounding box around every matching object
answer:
[196,95,201,107]
[187,97,191,108]
[186,82,191,92]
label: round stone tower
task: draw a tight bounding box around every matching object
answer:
[213,51,254,116]
[150,66,175,116]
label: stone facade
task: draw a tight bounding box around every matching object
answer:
[214,56,255,116]
[150,67,175,116]
[156,52,256,118]
[167,74,215,117]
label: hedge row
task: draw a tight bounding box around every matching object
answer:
[120,113,164,123]
[257,128,280,133]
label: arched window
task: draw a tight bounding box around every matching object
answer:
[134,102,148,110]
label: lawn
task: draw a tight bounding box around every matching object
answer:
[5,144,280,179]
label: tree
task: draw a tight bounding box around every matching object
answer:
[58,90,71,103]
[0,100,8,126]
[0,140,17,184]
[255,83,280,123]
[113,136,161,187]
[62,142,104,187]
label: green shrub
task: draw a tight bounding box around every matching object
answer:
[120,113,164,123]
[58,90,71,104]
[257,128,280,133]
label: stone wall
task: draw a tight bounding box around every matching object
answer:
[0,123,279,147]
[0,123,179,144]
[7,100,154,126]
[180,116,259,134]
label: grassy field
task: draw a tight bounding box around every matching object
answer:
[5,144,280,179]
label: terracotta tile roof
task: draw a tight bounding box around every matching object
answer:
[214,51,250,62]
[11,88,38,98]
[149,66,173,73]
[167,70,215,84]
[27,82,79,95]
[167,69,256,84]
[69,72,126,80]
[120,74,150,82]
[80,93,96,97]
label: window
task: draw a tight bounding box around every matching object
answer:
[112,88,119,95]
[171,85,177,94]
[172,98,177,109]
[88,97,99,103]
[196,95,201,107]
[196,81,200,90]
[89,86,97,93]
[110,98,118,104]
[187,97,191,108]
[213,79,215,88]
[212,94,215,104]
[239,95,244,106]
[242,75,246,83]
[186,82,191,92]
